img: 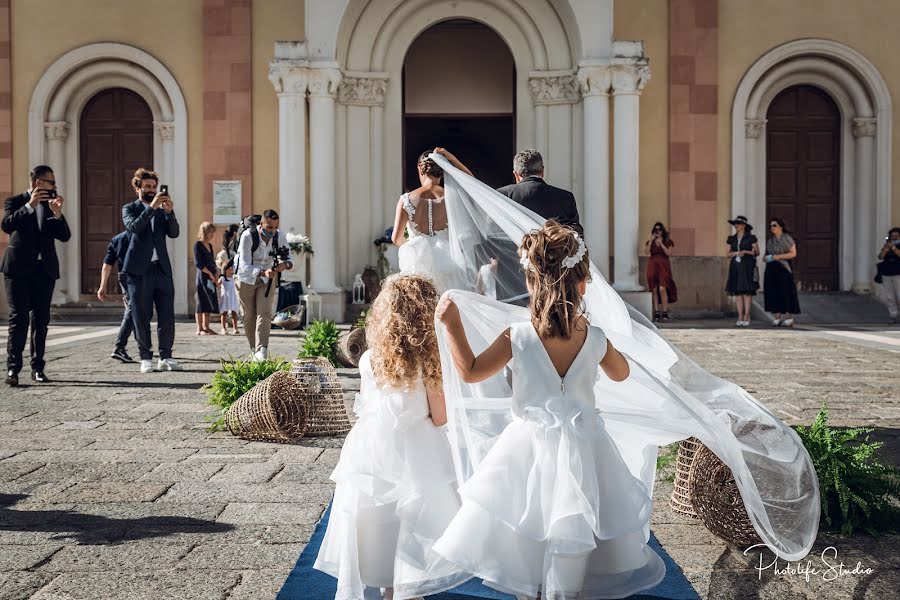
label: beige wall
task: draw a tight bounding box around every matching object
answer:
[251,0,304,216]
[718,0,900,242]
[614,0,669,250]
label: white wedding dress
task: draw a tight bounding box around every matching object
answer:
[396,193,464,293]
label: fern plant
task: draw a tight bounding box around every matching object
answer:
[300,319,340,366]
[203,355,290,432]
[793,403,900,535]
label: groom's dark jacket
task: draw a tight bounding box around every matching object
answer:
[497,176,582,234]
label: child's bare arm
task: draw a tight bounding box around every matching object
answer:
[600,340,630,382]
[426,387,448,426]
[436,297,512,383]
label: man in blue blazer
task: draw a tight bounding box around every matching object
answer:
[121,167,181,374]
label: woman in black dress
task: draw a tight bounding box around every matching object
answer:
[763,218,801,327]
[194,222,219,335]
[725,215,760,327]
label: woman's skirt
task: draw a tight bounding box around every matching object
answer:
[764,262,801,314]
[646,256,678,304]
[195,271,219,314]
[726,258,759,296]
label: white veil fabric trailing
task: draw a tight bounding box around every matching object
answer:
[425,153,820,562]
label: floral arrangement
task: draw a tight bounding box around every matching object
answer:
[286,232,314,256]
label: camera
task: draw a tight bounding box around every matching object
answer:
[264,244,291,298]
[159,185,168,196]
[888,236,900,248]
[46,189,57,200]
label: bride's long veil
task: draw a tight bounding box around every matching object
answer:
[429,153,820,562]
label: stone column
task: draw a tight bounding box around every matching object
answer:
[268,52,310,284]
[307,67,343,295]
[154,120,185,314]
[576,66,611,278]
[853,117,876,293]
[743,118,767,225]
[611,63,650,291]
[528,71,579,190]
[44,121,69,304]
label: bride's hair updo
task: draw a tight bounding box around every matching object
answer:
[519,220,591,340]
[418,151,444,178]
[367,274,443,390]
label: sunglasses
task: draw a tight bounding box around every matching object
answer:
[652,228,662,233]
[770,223,779,228]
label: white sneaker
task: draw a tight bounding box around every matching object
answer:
[140,359,154,374]
[773,319,783,327]
[157,358,183,371]
[253,346,268,362]
[736,320,744,327]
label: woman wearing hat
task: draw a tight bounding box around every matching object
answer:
[726,216,760,326]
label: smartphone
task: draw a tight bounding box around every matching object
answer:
[159,185,168,196]
[46,189,57,200]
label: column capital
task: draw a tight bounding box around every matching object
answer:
[852,117,877,138]
[307,68,343,98]
[154,121,175,141]
[610,63,651,95]
[268,60,311,96]
[528,70,580,105]
[44,121,69,142]
[576,65,612,97]
[337,72,389,107]
[744,119,767,139]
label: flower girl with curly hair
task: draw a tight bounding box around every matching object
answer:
[314,274,470,600]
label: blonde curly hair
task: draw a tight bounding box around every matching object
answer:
[366,274,443,390]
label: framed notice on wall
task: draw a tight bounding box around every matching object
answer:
[212,180,242,224]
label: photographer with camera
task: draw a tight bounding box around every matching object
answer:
[235,209,293,361]
[1,165,70,386]
[877,227,900,324]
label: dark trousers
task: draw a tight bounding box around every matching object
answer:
[127,262,175,361]
[4,269,55,373]
[115,273,135,351]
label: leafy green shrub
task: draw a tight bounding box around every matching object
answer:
[793,403,900,535]
[203,355,290,432]
[300,319,340,366]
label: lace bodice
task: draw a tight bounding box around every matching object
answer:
[403,193,449,238]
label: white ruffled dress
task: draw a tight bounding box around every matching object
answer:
[314,351,471,600]
[432,323,666,599]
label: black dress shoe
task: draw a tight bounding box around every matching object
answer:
[31,371,50,383]
[5,370,18,386]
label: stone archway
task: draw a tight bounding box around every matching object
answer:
[731,39,892,293]
[28,43,190,313]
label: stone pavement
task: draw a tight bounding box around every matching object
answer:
[0,320,898,599]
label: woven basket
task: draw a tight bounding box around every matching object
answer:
[290,357,352,436]
[335,328,367,368]
[273,303,306,330]
[669,437,702,518]
[224,371,307,443]
[688,444,762,547]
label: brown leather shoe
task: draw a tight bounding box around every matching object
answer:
[5,370,18,387]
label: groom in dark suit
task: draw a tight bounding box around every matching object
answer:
[497,149,582,234]
[122,167,181,374]
[1,165,71,386]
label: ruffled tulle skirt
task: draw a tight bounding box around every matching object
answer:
[397,234,464,293]
[432,413,666,599]
[314,411,471,600]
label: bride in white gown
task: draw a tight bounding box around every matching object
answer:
[392,149,473,293]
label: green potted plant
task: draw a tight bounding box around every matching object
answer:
[203,355,290,432]
[299,319,340,367]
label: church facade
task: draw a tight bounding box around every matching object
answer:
[0,0,897,318]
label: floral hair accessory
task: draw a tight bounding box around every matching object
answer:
[519,250,533,272]
[561,234,587,269]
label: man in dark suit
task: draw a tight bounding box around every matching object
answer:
[496,149,582,234]
[97,231,135,363]
[1,165,71,386]
[121,167,181,374]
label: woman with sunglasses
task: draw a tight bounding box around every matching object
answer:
[764,218,800,327]
[644,222,677,322]
[725,216,760,326]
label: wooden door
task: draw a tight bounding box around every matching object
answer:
[79,88,153,295]
[766,85,840,291]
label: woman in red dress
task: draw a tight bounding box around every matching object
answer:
[645,222,677,322]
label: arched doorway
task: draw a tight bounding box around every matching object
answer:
[79,88,153,295]
[766,85,840,291]
[402,20,515,190]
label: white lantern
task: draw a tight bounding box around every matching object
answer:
[303,288,322,327]
[352,274,366,305]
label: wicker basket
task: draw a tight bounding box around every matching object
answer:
[669,437,702,518]
[688,444,762,547]
[273,303,306,330]
[290,357,352,436]
[224,371,307,443]
[335,328,367,368]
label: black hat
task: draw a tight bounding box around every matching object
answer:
[728,215,753,230]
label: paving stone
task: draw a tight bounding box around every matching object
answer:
[137,462,225,482]
[38,543,193,573]
[273,463,335,484]
[179,543,305,570]
[0,545,63,570]
[208,462,284,484]
[14,462,157,484]
[0,571,56,600]
[226,569,293,600]
[52,482,172,504]
[216,502,326,526]
[29,570,242,600]
[270,445,325,464]
[157,482,335,504]
[0,462,44,484]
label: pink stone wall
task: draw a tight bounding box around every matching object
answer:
[0,0,10,256]
[669,0,718,256]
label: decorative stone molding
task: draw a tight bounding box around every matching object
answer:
[44,121,69,141]
[268,61,310,96]
[744,119,767,139]
[576,66,612,97]
[337,72,388,106]
[528,71,580,105]
[154,121,175,141]
[611,63,651,95]
[852,117,877,137]
[307,68,343,98]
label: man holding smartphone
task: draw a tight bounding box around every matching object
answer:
[1,165,71,386]
[122,167,181,374]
